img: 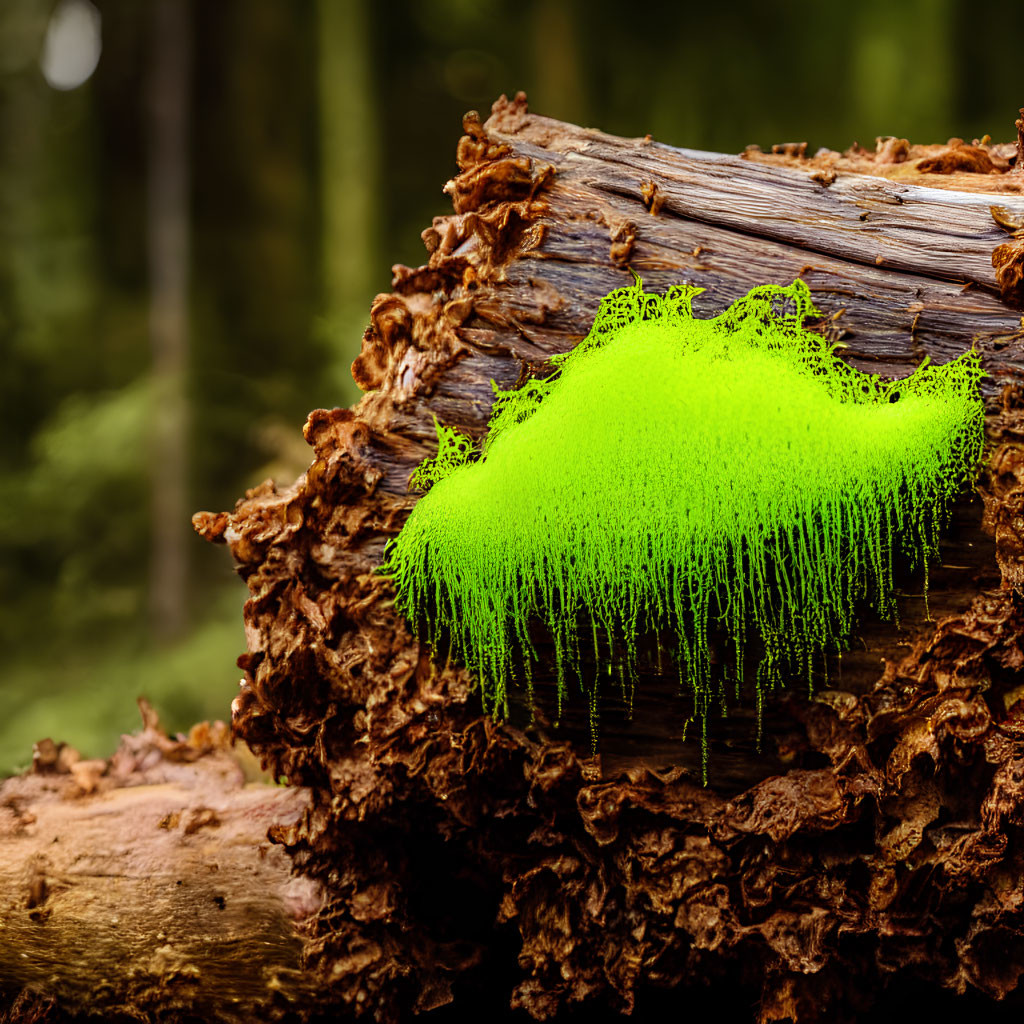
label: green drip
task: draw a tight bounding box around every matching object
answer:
[381,277,985,782]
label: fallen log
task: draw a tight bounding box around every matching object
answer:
[5,92,1024,1022]
[0,703,318,1023]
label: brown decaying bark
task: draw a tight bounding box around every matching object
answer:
[1015,108,1024,174]
[6,94,1024,1021]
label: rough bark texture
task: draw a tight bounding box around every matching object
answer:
[8,94,1024,1022]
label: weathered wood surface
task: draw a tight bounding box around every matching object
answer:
[0,704,318,1022]
[6,94,1024,1022]
[346,94,1023,786]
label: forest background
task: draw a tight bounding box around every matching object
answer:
[2,0,1022,773]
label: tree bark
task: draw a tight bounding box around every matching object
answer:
[6,93,1024,1022]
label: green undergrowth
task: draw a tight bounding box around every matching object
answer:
[381,277,985,781]
[0,587,246,777]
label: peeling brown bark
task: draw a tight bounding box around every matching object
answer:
[1014,108,1024,174]
[7,95,1024,1022]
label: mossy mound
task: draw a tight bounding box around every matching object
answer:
[382,278,985,778]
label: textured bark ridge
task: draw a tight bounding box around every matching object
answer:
[186,95,1024,1021]
[8,94,1020,1022]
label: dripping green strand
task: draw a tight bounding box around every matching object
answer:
[381,277,986,782]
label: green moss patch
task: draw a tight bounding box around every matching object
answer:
[382,278,985,778]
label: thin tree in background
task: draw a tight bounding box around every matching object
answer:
[849,0,953,141]
[317,0,377,403]
[147,0,190,641]
[530,0,587,128]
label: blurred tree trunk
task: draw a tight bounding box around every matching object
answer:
[849,0,953,142]
[317,0,377,404]
[530,0,587,127]
[147,0,190,641]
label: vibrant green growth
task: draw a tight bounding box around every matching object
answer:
[382,278,985,778]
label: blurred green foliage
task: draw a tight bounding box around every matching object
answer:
[1,0,1022,773]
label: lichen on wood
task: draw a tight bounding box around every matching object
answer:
[383,275,985,780]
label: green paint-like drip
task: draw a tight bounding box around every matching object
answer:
[381,278,985,779]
